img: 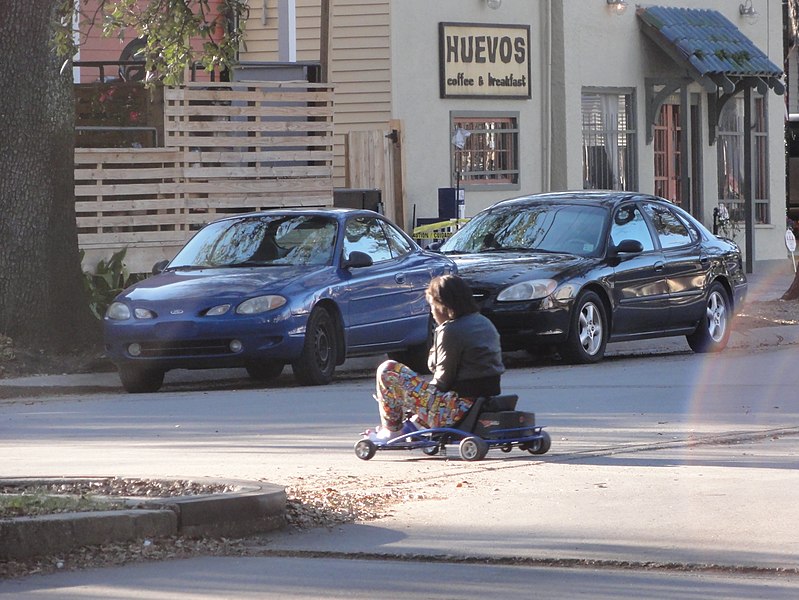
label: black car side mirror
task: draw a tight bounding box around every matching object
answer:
[343,250,373,269]
[152,259,169,274]
[612,239,644,254]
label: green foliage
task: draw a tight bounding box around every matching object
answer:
[53,1,249,85]
[81,248,147,320]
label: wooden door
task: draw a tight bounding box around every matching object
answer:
[653,104,682,205]
[346,123,405,228]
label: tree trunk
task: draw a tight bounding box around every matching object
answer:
[782,269,799,300]
[0,2,99,350]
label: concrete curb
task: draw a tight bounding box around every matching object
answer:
[0,477,286,561]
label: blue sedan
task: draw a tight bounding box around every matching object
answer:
[104,209,456,392]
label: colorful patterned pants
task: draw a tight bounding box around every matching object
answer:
[375,359,473,431]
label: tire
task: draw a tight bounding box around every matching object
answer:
[422,445,439,456]
[561,290,607,364]
[118,365,164,393]
[292,307,338,386]
[388,317,433,374]
[246,361,284,381]
[354,439,376,460]
[686,282,731,353]
[459,436,489,461]
[528,430,552,455]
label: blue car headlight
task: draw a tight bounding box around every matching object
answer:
[236,295,287,315]
[106,302,131,320]
[497,279,557,302]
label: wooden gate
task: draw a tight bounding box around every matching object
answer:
[345,121,405,228]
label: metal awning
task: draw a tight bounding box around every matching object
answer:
[638,6,784,146]
[637,6,785,274]
[637,6,784,96]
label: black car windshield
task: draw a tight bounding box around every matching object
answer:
[168,215,338,268]
[440,203,608,257]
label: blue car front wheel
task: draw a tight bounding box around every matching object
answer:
[292,306,338,386]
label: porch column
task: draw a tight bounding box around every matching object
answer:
[743,86,754,273]
[278,0,297,62]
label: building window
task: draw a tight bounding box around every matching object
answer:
[451,114,519,188]
[717,95,769,224]
[582,90,636,191]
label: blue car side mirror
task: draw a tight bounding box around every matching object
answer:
[343,251,373,269]
[152,259,169,274]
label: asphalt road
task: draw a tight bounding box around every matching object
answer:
[1,343,798,598]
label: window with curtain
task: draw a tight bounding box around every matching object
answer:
[716,95,769,225]
[451,114,519,188]
[581,91,636,191]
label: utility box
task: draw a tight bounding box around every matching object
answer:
[438,187,465,220]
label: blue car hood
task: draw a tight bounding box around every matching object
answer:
[121,266,324,302]
[448,252,587,287]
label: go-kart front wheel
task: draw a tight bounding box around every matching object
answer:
[354,439,376,460]
[459,436,489,461]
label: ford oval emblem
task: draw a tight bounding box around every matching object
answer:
[170,309,184,315]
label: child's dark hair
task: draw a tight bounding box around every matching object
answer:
[426,274,479,321]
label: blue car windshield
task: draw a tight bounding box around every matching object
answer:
[169,215,338,268]
[440,203,608,257]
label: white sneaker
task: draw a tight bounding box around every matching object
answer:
[365,427,402,442]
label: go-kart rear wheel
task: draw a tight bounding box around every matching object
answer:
[500,444,513,453]
[528,431,552,455]
[459,436,489,462]
[354,439,376,460]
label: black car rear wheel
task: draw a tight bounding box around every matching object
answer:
[686,281,731,353]
[292,306,338,386]
[118,365,165,393]
[561,290,607,364]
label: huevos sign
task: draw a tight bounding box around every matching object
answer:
[439,22,531,99]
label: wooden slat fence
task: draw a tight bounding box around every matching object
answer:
[76,80,334,273]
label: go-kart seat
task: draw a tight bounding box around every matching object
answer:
[454,394,519,433]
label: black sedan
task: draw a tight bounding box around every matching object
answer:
[438,191,747,363]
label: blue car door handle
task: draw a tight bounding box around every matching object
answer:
[395,273,406,284]
[654,262,665,272]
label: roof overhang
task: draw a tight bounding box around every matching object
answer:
[638,6,784,145]
[637,6,784,96]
